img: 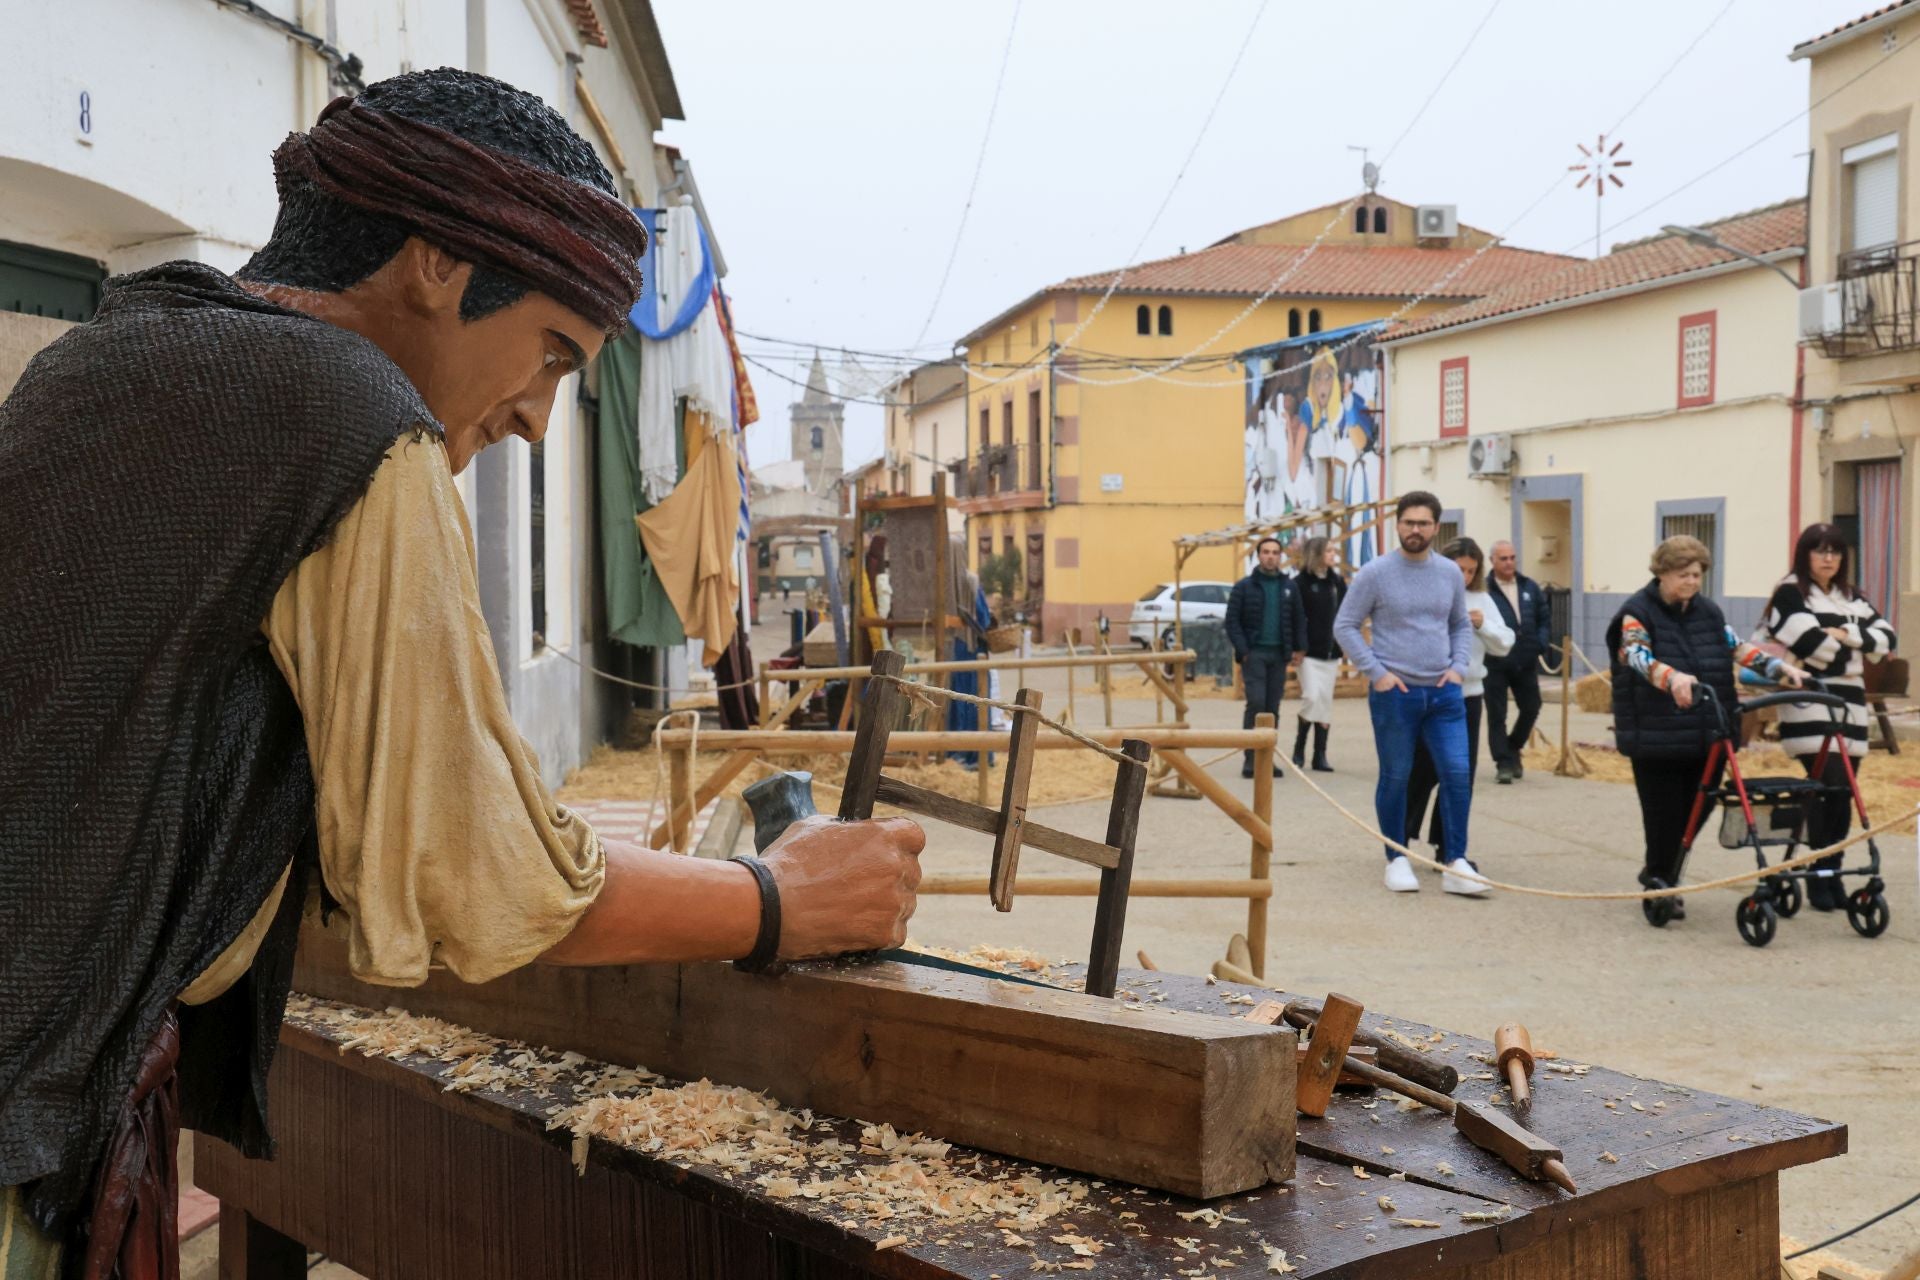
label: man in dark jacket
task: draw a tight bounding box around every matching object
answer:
[1225,537,1308,778]
[1483,540,1554,784]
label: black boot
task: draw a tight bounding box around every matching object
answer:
[1311,724,1334,772]
[1241,752,1255,780]
[1292,718,1311,768]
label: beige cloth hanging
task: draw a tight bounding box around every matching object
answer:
[636,410,741,665]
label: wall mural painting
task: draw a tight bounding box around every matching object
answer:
[1243,334,1385,567]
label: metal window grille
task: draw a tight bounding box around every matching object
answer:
[1661,512,1717,597]
[1442,367,1467,432]
[1681,322,1712,401]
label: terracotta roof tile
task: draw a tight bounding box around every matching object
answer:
[1050,241,1574,302]
[565,0,609,48]
[1382,200,1806,342]
[1792,1,1915,55]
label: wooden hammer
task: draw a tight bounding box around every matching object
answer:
[1282,1000,1460,1096]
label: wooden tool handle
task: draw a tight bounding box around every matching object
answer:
[1340,1056,1458,1116]
[1493,1023,1534,1072]
[1282,1002,1460,1096]
[1494,1022,1535,1110]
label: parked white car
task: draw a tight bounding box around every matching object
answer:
[1127,581,1232,648]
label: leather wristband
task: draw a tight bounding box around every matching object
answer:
[730,854,783,974]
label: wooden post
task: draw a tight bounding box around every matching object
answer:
[668,744,693,853]
[756,662,771,727]
[840,650,907,820]
[988,687,1044,911]
[1098,632,1115,727]
[1173,549,1188,719]
[1064,634,1078,725]
[1249,712,1275,980]
[218,1204,307,1280]
[1086,739,1151,999]
[1554,634,1589,779]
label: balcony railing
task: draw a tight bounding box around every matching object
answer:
[1814,241,1920,358]
[948,443,1043,499]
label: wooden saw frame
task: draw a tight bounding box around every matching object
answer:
[838,651,1150,998]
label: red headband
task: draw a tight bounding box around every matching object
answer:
[274,97,646,333]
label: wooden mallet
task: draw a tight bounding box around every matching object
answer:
[1494,1022,1535,1113]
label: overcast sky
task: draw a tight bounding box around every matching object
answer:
[653,0,1878,469]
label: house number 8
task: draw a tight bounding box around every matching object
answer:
[78,91,92,136]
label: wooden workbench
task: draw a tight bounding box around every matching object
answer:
[196,970,1844,1279]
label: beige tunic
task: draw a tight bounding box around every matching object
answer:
[181,436,604,1003]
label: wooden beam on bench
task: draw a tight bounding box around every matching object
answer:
[293,927,1296,1200]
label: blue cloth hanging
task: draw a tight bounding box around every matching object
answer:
[629,207,715,340]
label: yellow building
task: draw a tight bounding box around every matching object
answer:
[1380,203,1807,659]
[1793,2,1920,634]
[952,197,1575,639]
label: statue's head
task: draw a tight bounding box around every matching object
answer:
[241,69,647,470]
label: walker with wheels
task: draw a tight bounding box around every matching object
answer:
[1647,681,1889,947]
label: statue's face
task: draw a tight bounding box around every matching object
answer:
[426,288,604,473]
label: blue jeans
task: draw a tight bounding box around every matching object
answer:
[1368,683,1472,864]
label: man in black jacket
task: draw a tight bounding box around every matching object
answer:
[1225,537,1308,778]
[1483,540,1554,783]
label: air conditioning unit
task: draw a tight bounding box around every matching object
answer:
[1799,279,1876,341]
[1799,284,1845,339]
[1416,204,1459,240]
[1467,433,1512,478]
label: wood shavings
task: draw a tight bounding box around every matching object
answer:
[1395,1098,1427,1112]
[1629,1101,1646,1112]
[1387,1172,1407,1182]
[1392,1218,1443,1228]
[1434,1161,1455,1176]
[1263,1244,1298,1274]
[1543,1061,1591,1076]
[1050,1234,1102,1256]
[1379,1145,1395,1155]
[1599,1152,1619,1163]
[1176,1207,1248,1228]
[1459,1206,1512,1223]
[874,1235,907,1250]
[292,997,1094,1248]
[1219,993,1257,1006]
[1351,1165,1370,1179]
[1002,1231,1032,1248]
[1377,1195,1397,1213]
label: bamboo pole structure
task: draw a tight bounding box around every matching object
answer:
[1064,635,1078,725]
[1249,712,1274,979]
[1554,633,1590,779]
[654,728,1275,752]
[762,650,1195,683]
[667,746,693,853]
[918,876,1271,898]
[1097,632,1114,727]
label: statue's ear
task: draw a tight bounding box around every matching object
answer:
[391,237,473,322]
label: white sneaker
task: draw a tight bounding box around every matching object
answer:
[1441,860,1491,897]
[1384,858,1420,892]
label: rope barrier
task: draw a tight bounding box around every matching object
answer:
[876,673,1142,768]
[1271,745,1915,901]
[544,643,760,696]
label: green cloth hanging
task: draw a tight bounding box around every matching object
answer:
[596,331,686,649]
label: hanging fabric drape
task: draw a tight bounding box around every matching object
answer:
[633,204,733,504]
[628,207,714,341]
[636,411,743,664]
[595,331,687,649]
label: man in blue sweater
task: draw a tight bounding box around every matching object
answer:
[1225,537,1308,779]
[1333,492,1487,896]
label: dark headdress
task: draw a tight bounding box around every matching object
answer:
[273,96,648,332]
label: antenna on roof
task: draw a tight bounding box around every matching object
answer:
[1568,133,1632,258]
[1348,145,1380,193]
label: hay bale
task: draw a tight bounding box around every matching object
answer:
[1574,672,1613,714]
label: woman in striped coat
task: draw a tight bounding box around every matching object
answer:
[1757,523,1898,910]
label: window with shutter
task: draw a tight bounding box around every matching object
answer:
[1843,135,1899,255]
[1677,311,1715,408]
